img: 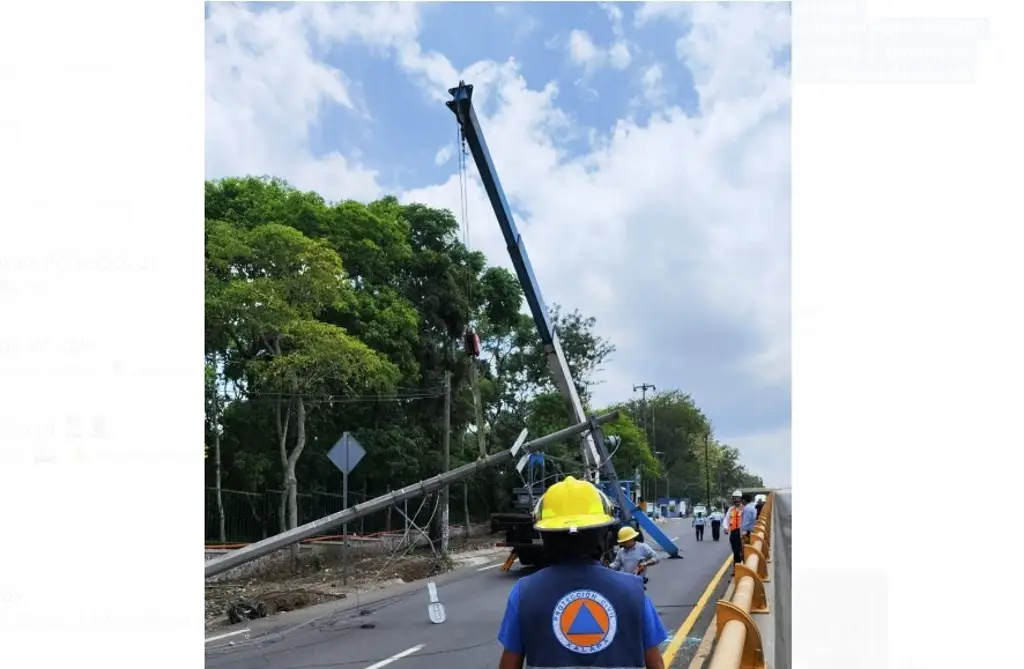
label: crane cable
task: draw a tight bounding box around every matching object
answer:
[457,125,473,307]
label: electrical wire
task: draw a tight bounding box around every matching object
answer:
[231,388,447,405]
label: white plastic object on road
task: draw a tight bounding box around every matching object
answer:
[426,581,446,624]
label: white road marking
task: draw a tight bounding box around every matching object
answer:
[671,536,679,541]
[365,644,425,669]
[477,562,502,571]
[205,628,250,643]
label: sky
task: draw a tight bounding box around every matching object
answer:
[205,1,792,487]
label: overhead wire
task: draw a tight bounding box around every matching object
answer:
[226,388,447,405]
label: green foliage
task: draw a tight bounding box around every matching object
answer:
[203,176,767,539]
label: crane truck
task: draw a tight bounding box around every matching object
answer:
[445,81,680,568]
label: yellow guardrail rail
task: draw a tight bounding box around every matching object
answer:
[707,493,775,669]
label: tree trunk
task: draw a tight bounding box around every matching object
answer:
[275,399,291,534]
[287,394,308,570]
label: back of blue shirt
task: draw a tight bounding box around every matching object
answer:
[498,560,668,668]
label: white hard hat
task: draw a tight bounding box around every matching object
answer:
[732,490,743,497]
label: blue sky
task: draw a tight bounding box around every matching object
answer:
[205,1,792,486]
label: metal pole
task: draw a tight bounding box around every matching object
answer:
[704,431,712,506]
[342,468,349,585]
[441,370,451,555]
[205,411,619,579]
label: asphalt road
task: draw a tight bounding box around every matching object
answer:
[206,517,734,669]
[773,490,792,669]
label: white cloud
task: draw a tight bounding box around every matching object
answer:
[640,62,665,103]
[565,19,631,74]
[204,2,792,481]
[634,1,690,28]
[434,145,453,167]
[609,41,632,70]
[204,2,404,201]
[567,29,603,71]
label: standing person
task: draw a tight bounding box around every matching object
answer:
[496,476,669,669]
[609,526,660,588]
[692,511,706,541]
[707,508,724,541]
[741,494,758,544]
[755,497,764,518]
[724,491,745,564]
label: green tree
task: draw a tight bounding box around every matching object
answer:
[201,176,769,542]
[205,218,399,548]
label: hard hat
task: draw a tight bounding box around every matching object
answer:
[616,526,640,543]
[732,490,743,498]
[533,476,616,533]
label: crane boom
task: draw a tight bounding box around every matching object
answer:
[446,81,602,479]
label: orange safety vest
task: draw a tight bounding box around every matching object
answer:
[727,507,742,531]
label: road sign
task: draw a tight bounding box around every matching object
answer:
[327,432,366,586]
[327,432,365,476]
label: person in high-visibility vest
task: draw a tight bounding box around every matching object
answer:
[724,491,745,564]
[497,476,669,669]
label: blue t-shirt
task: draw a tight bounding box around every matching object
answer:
[498,580,669,653]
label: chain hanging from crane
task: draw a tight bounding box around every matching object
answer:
[457,125,481,359]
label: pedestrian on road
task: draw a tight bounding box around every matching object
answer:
[741,494,758,544]
[707,508,724,541]
[497,476,669,669]
[692,511,706,541]
[609,526,660,587]
[724,491,745,564]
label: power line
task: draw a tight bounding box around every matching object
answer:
[226,388,447,405]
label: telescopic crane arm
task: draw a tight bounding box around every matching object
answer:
[444,82,683,558]
[445,82,603,481]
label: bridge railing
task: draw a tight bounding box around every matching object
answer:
[707,493,775,669]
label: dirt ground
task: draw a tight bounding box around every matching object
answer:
[205,534,499,628]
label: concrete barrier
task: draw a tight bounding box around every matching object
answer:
[707,494,775,669]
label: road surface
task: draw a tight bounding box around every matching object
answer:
[774,490,792,669]
[205,516,734,669]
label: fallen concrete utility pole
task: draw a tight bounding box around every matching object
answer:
[205,411,619,579]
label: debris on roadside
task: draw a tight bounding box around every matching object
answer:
[204,534,496,628]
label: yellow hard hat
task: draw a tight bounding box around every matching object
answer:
[533,476,616,532]
[616,526,640,543]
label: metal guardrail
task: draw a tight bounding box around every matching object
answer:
[707,493,775,669]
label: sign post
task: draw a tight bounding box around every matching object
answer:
[327,432,366,586]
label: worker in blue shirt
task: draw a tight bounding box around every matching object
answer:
[497,476,669,669]
[740,494,757,543]
[691,511,707,541]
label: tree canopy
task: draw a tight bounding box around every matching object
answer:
[204,176,765,543]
